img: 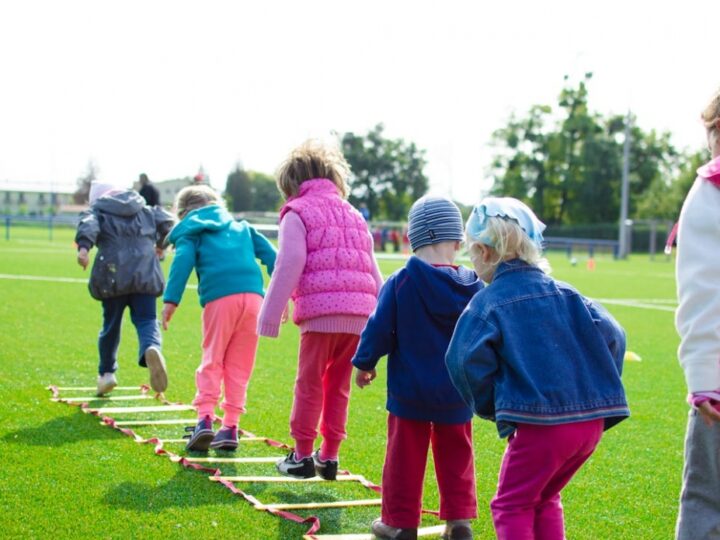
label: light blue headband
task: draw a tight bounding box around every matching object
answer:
[466,197,546,249]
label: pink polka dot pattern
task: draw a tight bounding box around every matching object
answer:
[280,179,378,323]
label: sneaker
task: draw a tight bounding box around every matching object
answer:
[276,451,316,479]
[312,450,338,480]
[209,426,238,451]
[371,519,417,540]
[442,520,473,540]
[184,416,215,452]
[96,372,117,396]
[144,346,168,393]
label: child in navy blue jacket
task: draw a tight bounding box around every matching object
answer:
[352,196,483,540]
[446,197,629,540]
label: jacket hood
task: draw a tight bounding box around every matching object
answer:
[92,190,147,217]
[168,205,233,244]
[405,256,482,323]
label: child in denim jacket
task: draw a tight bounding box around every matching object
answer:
[446,197,629,540]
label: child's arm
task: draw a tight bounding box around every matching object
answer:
[153,206,175,248]
[351,276,398,386]
[249,225,278,276]
[75,209,100,251]
[257,212,306,337]
[162,236,198,327]
[585,298,627,375]
[445,310,500,419]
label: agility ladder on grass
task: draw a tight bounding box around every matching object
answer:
[48,385,443,539]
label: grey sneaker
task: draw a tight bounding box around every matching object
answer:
[442,520,473,540]
[96,372,117,396]
[276,451,316,479]
[184,416,215,452]
[371,518,417,540]
[144,346,168,393]
[312,450,338,480]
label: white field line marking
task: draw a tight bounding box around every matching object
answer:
[0,248,71,254]
[0,273,197,289]
[594,298,677,312]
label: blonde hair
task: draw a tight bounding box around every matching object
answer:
[275,139,350,200]
[174,184,223,219]
[467,216,551,276]
[701,89,720,131]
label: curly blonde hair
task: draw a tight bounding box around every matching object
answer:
[701,88,720,131]
[467,217,551,277]
[174,184,224,219]
[275,139,351,200]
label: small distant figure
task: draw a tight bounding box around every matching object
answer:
[359,202,371,222]
[257,139,383,480]
[193,172,206,184]
[674,89,720,540]
[353,196,483,540]
[75,181,174,397]
[138,173,160,207]
[446,196,629,540]
[162,185,277,452]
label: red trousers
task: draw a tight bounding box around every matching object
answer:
[290,332,359,459]
[381,414,477,528]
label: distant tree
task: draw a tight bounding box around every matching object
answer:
[225,164,253,212]
[73,161,99,204]
[489,74,685,225]
[340,124,429,221]
[248,171,281,212]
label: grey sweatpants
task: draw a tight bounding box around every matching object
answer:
[676,409,720,540]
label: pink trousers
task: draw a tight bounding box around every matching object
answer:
[381,414,477,528]
[194,293,262,428]
[491,419,604,540]
[290,332,359,460]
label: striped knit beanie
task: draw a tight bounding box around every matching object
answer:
[407,196,464,252]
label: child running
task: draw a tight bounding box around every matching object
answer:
[257,139,383,479]
[674,89,720,540]
[445,197,629,540]
[162,185,277,451]
[76,181,173,396]
[352,196,483,540]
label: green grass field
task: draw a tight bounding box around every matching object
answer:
[0,227,687,539]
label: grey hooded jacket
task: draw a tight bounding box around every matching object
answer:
[75,190,174,300]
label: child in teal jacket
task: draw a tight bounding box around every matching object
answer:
[162,185,276,451]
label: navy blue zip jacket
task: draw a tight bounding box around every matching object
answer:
[352,256,484,424]
[446,259,629,438]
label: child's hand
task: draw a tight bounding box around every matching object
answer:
[355,368,376,389]
[698,400,720,427]
[162,303,177,330]
[281,303,290,324]
[77,248,89,270]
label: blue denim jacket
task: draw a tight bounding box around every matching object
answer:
[445,259,629,438]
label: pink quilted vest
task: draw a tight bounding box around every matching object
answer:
[280,178,378,323]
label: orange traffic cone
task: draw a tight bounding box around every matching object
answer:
[586,258,596,271]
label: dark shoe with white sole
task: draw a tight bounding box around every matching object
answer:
[276,451,316,479]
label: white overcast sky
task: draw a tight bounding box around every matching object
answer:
[0,0,717,204]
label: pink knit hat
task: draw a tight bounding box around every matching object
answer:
[89,181,121,204]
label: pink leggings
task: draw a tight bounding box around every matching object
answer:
[194,293,262,428]
[289,332,359,460]
[491,419,604,540]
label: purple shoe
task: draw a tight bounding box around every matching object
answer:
[210,426,238,451]
[184,416,214,452]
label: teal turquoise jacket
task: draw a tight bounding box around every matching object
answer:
[163,205,277,307]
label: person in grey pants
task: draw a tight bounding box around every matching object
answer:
[674,89,720,540]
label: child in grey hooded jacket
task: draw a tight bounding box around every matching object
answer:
[75,181,173,396]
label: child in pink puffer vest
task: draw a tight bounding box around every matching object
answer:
[258,139,383,480]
